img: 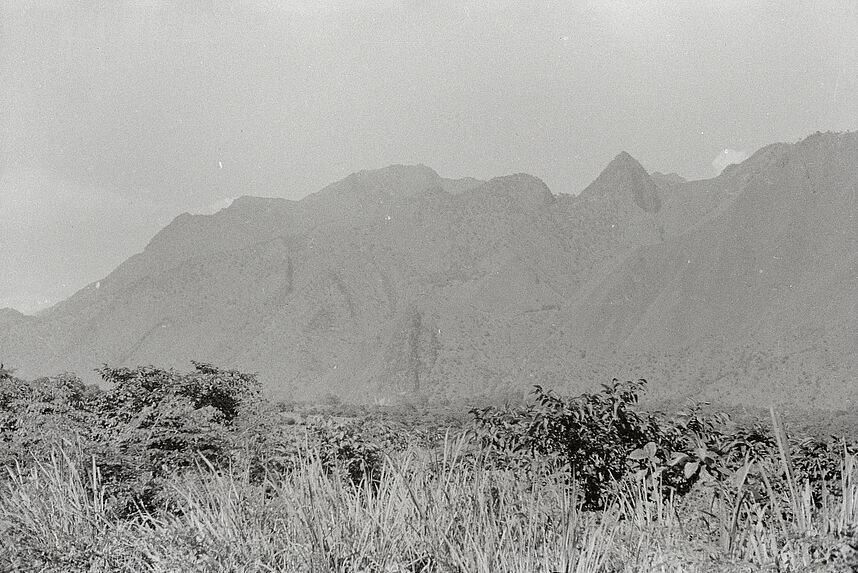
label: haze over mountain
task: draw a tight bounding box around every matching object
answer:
[1,131,856,409]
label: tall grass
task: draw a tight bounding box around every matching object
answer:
[2,433,858,572]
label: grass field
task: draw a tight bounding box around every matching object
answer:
[2,365,858,572]
[3,430,858,572]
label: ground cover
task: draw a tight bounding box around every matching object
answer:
[1,364,857,572]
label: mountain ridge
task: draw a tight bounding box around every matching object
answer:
[2,131,856,408]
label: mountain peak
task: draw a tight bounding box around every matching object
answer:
[612,150,638,165]
[581,152,661,212]
[313,163,442,201]
[475,173,555,209]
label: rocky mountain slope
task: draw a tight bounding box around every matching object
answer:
[2,132,855,408]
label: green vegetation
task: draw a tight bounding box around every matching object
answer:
[2,364,858,571]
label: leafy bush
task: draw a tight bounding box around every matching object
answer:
[471,381,747,509]
[472,380,665,509]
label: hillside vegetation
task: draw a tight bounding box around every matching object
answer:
[2,363,858,571]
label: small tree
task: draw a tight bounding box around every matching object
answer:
[91,362,265,513]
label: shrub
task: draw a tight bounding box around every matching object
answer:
[470,381,742,509]
[0,372,99,467]
[0,362,266,515]
[87,362,265,513]
[307,417,410,486]
[471,380,661,509]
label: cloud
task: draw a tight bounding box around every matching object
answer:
[712,148,750,174]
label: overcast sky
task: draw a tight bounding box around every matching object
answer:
[2,0,857,314]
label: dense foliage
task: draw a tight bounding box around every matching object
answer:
[1,363,856,520]
[0,363,270,514]
[0,363,426,516]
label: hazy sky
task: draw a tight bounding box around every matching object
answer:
[2,0,857,313]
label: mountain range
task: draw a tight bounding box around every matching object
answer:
[2,131,856,408]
